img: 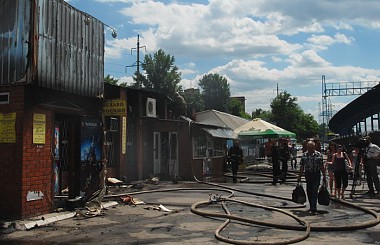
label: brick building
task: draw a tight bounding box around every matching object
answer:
[0,0,104,219]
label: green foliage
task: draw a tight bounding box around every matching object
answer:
[251,109,272,121]
[228,98,252,119]
[134,49,182,97]
[104,74,119,85]
[228,98,242,116]
[270,91,319,141]
[183,89,205,114]
[240,111,252,120]
[198,73,231,112]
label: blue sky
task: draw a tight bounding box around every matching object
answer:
[65,0,380,121]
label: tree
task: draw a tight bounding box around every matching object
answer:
[228,98,242,116]
[104,74,119,85]
[183,88,204,114]
[270,91,319,141]
[104,74,128,87]
[198,73,230,112]
[251,109,272,121]
[134,49,182,97]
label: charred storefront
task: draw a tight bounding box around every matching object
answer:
[0,0,105,219]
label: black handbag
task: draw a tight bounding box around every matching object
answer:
[292,183,306,204]
[318,180,330,206]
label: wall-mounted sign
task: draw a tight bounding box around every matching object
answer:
[0,112,16,143]
[103,99,127,116]
[33,114,46,144]
[122,116,127,154]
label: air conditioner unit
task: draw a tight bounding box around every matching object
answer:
[146,97,157,117]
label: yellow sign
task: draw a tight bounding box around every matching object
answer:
[122,116,127,154]
[0,112,16,143]
[103,99,127,116]
[33,113,46,144]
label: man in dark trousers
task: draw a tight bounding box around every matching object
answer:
[297,141,326,214]
[279,140,290,183]
[271,142,281,185]
[228,140,243,183]
[364,136,380,197]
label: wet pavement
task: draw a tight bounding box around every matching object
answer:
[1,167,380,244]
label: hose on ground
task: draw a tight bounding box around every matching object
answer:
[194,176,380,232]
[191,198,310,245]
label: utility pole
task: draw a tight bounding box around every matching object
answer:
[126,35,146,180]
[274,83,282,96]
[126,35,146,88]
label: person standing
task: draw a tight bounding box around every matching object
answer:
[271,142,281,185]
[364,136,380,197]
[297,141,326,214]
[331,145,352,199]
[325,143,337,197]
[351,147,363,186]
[279,141,290,183]
[228,140,243,183]
[290,143,298,169]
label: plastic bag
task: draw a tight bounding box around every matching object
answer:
[292,183,306,204]
[318,181,330,206]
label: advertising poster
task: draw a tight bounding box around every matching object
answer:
[80,118,103,198]
[53,126,60,195]
[81,118,102,164]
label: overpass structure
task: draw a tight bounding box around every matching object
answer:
[321,75,380,142]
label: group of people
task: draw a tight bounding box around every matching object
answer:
[271,141,293,185]
[297,136,380,214]
[226,136,380,217]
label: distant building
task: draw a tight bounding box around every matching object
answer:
[231,96,246,113]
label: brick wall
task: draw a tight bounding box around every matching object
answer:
[21,106,53,218]
[0,85,25,219]
[0,85,55,219]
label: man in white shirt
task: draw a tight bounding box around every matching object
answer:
[364,136,380,197]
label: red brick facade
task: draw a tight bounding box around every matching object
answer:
[0,85,54,219]
[21,107,53,217]
[0,85,24,219]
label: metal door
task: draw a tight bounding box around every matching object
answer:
[168,132,178,176]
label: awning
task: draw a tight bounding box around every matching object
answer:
[202,128,237,139]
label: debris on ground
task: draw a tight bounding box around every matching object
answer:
[143,204,172,212]
[120,195,145,205]
[146,177,159,185]
[107,177,123,185]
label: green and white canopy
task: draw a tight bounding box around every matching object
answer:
[234,118,296,139]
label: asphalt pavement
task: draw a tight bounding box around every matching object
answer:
[1,163,380,244]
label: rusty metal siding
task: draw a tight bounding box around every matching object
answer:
[0,0,104,97]
[37,0,104,97]
[0,0,31,84]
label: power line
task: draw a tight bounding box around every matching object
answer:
[126,35,147,88]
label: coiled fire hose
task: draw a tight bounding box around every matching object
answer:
[194,177,380,231]
[191,197,310,245]
[102,177,380,244]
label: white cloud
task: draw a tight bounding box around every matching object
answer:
[74,0,380,120]
[307,33,354,51]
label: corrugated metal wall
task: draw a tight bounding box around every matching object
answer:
[0,0,31,84]
[37,0,104,97]
[0,0,105,97]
